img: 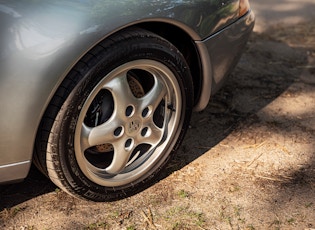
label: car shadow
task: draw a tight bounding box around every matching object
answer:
[0,165,56,210]
[164,29,314,172]
[1,25,314,211]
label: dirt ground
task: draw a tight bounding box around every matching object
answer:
[1,2,315,230]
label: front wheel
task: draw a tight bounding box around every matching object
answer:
[35,28,193,201]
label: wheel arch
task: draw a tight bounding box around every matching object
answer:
[33,20,210,167]
[136,22,205,108]
[89,21,209,109]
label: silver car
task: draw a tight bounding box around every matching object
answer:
[0,0,254,201]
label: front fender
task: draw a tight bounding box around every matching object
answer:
[0,0,239,182]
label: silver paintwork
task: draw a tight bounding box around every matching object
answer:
[193,11,255,110]
[0,161,30,183]
[0,1,255,183]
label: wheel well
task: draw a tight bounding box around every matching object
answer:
[33,23,203,176]
[137,22,202,105]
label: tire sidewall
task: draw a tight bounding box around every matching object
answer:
[50,31,193,201]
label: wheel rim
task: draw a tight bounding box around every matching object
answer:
[74,60,183,187]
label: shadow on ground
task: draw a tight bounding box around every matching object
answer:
[0,166,56,210]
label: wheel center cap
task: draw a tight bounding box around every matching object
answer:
[127,119,141,135]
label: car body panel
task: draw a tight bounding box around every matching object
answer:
[194,10,254,111]
[0,0,254,183]
[0,161,29,183]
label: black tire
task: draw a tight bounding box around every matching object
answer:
[34,28,193,201]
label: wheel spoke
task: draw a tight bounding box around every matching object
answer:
[104,73,137,111]
[144,98,171,146]
[145,122,164,146]
[80,120,121,151]
[139,77,167,111]
[106,140,134,174]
